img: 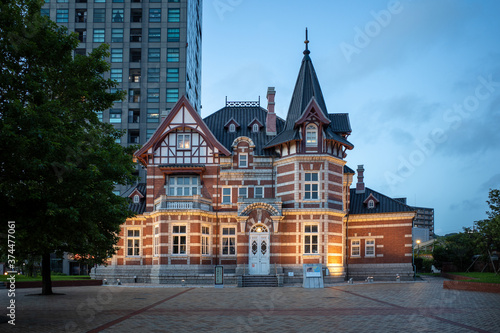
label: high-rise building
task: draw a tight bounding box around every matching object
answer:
[42,0,202,193]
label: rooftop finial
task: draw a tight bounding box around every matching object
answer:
[304,28,310,55]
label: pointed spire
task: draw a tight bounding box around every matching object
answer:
[304,28,310,55]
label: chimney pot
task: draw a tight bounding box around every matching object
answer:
[266,87,277,135]
[356,164,365,194]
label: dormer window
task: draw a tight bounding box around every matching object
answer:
[133,195,140,204]
[252,123,259,133]
[229,123,236,133]
[368,200,375,209]
[306,124,317,146]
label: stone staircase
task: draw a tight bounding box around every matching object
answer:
[241,275,279,287]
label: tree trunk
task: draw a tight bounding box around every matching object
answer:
[41,252,53,295]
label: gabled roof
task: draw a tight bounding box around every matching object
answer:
[224,117,240,128]
[349,187,415,215]
[344,165,355,174]
[203,105,285,156]
[122,183,146,215]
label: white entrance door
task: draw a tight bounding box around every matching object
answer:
[249,225,270,275]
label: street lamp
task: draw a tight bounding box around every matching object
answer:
[417,239,421,256]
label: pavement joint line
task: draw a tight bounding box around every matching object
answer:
[329,287,491,333]
[86,287,195,333]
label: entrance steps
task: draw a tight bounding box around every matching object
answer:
[241,275,278,287]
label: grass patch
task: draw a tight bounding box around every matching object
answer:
[0,274,90,282]
[450,272,500,284]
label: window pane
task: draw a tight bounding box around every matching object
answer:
[167,68,179,82]
[149,28,161,42]
[112,9,124,22]
[111,48,123,62]
[167,28,180,42]
[93,29,105,43]
[110,68,122,82]
[168,8,180,22]
[166,88,178,103]
[147,88,159,102]
[167,48,179,62]
[148,48,160,62]
[94,8,105,22]
[111,28,123,42]
[147,67,160,82]
[56,9,69,23]
[149,8,161,22]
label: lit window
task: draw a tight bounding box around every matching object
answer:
[177,133,190,149]
[306,124,317,146]
[365,239,375,256]
[252,123,259,133]
[167,68,179,82]
[254,187,263,199]
[304,225,318,254]
[351,240,360,257]
[154,226,160,256]
[168,176,199,196]
[239,153,248,168]
[133,195,139,203]
[238,187,247,198]
[368,200,375,209]
[202,226,210,255]
[304,172,319,200]
[167,8,180,22]
[222,188,231,204]
[222,227,236,255]
[127,229,140,256]
[172,225,186,255]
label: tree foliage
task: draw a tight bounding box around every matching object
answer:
[0,0,136,294]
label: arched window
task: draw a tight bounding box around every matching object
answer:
[133,195,140,203]
[252,123,259,133]
[368,200,375,209]
[229,123,236,132]
[306,124,317,146]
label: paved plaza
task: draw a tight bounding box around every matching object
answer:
[1,276,499,332]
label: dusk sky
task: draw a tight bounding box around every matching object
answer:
[200,0,500,235]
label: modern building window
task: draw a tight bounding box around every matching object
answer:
[222,227,236,255]
[128,109,140,123]
[306,124,318,146]
[167,28,180,42]
[168,176,199,196]
[147,67,160,82]
[96,111,103,122]
[110,48,123,62]
[110,68,122,82]
[93,8,105,23]
[176,133,190,149]
[75,29,87,43]
[202,226,210,255]
[148,28,161,42]
[304,225,318,254]
[147,88,160,102]
[167,48,179,62]
[109,109,121,123]
[75,9,87,22]
[130,48,141,62]
[131,8,142,22]
[127,229,140,256]
[41,9,50,17]
[111,28,123,42]
[254,186,264,199]
[167,68,179,82]
[229,123,236,133]
[75,49,86,56]
[172,225,187,255]
[129,89,141,103]
[304,172,319,200]
[365,239,375,256]
[252,123,259,133]
[168,0,180,2]
[57,0,68,2]
[168,8,180,22]
[130,28,142,42]
[93,29,105,43]
[166,88,179,103]
[110,88,123,103]
[149,8,161,22]
[154,225,160,256]
[129,130,140,144]
[56,9,69,23]
[129,68,141,82]
[147,108,159,123]
[148,48,160,62]
[238,187,247,198]
[239,153,248,168]
[351,240,360,256]
[95,0,105,3]
[112,9,124,22]
[222,188,231,204]
[146,129,155,140]
[113,0,124,2]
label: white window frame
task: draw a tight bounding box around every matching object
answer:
[222,187,231,204]
[153,225,160,257]
[177,133,191,149]
[351,239,360,257]
[306,124,318,146]
[254,186,264,199]
[133,195,139,203]
[201,226,210,255]
[221,227,236,256]
[304,224,319,254]
[365,239,375,257]
[127,229,141,256]
[168,176,199,196]
[172,225,187,255]
[368,200,375,209]
[239,153,248,168]
[304,172,319,200]
[252,123,259,133]
[238,187,247,198]
[229,123,236,132]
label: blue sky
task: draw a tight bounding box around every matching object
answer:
[200,0,500,235]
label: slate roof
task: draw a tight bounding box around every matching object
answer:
[122,183,146,215]
[344,165,355,174]
[349,187,415,215]
[203,106,285,156]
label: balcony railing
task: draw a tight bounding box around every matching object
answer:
[154,195,212,212]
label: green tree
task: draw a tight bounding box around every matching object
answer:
[0,0,136,294]
[474,189,500,261]
[432,232,476,271]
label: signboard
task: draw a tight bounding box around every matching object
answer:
[214,265,224,286]
[304,264,322,277]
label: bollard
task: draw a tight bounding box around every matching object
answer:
[396,274,400,282]
[181,279,185,287]
[134,275,137,283]
[117,279,122,285]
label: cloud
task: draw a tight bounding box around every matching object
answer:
[449,199,483,212]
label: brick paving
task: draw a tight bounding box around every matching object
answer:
[1,276,499,332]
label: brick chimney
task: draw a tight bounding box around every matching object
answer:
[266,87,277,135]
[356,165,365,194]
